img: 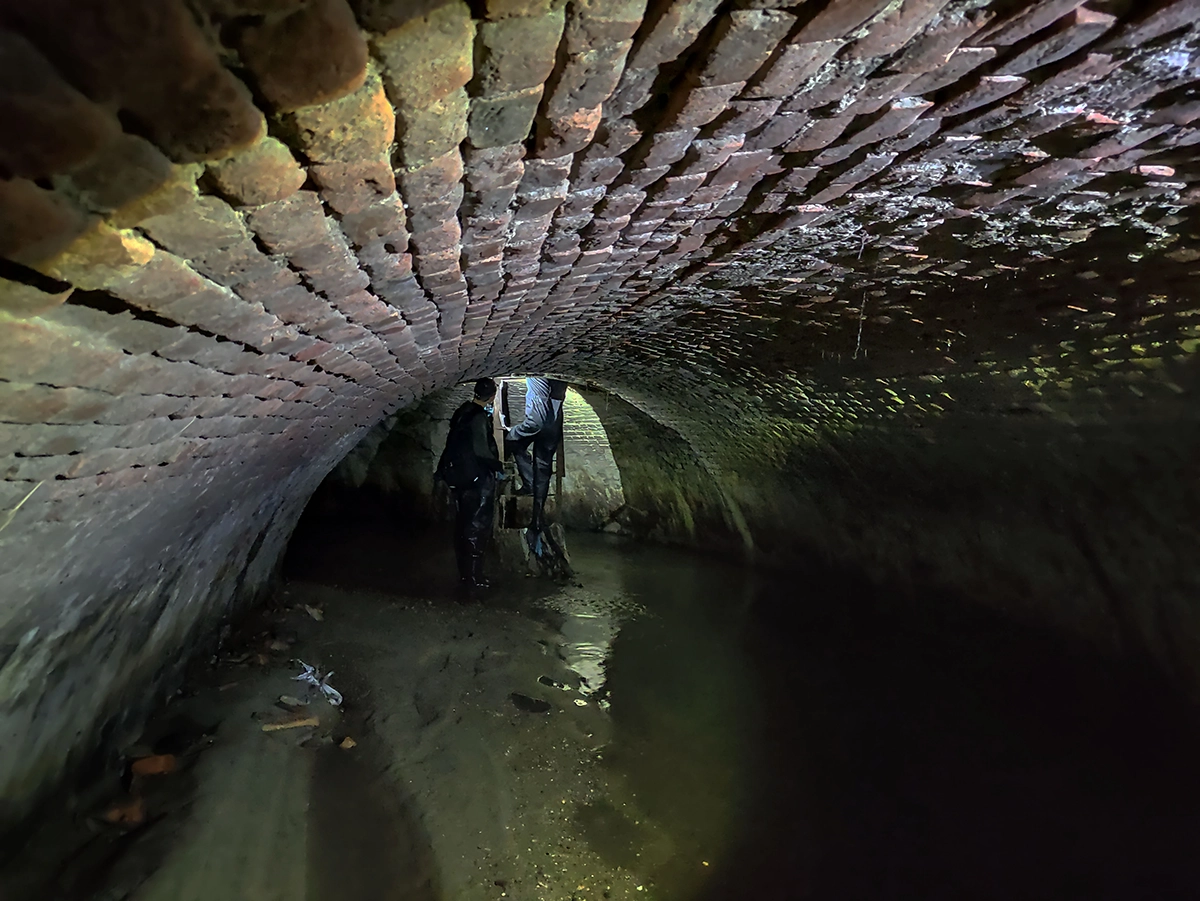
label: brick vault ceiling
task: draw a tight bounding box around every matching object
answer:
[1,0,1199,430]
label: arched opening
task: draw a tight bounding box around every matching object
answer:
[284,377,637,588]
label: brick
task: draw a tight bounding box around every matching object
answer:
[777,166,820,192]
[793,0,892,43]
[697,10,796,86]
[469,87,545,148]
[846,0,954,60]
[1076,126,1173,161]
[65,134,178,219]
[372,1,475,106]
[397,88,470,167]
[0,179,91,266]
[5,0,264,161]
[546,42,634,119]
[970,0,1088,47]
[808,182,854,204]
[340,199,408,246]
[560,187,607,215]
[1021,53,1121,108]
[538,104,606,156]
[752,191,787,214]
[597,187,646,218]
[887,11,991,75]
[309,160,398,214]
[849,98,935,146]
[650,173,707,202]
[360,245,415,283]
[635,127,700,168]
[629,0,724,69]
[0,277,74,318]
[520,156,573,192]
[512,187,568,219]
[744,40,842,100]
[584,215,631,239]
[257,284,328,324]
[831,152,896,186]
[711,99,782,137]
[475,0,556,20]
[565,0,649,48]
[843,74,918,117]
[475,12,565,94]
[1101,0,1200,51]
[999,111,1080,141]
[936,75,1027,118]
[1015,158,1091,187]
[604,66,658,119]
[575,157,625,190]
[678,136,744,176]
[944,103,1022,137]
[143,194,248,252]
[286,74,395,163]
[208,137,306,206]
[38,223,157,290]
[1150,99,1200,127]
[784,68,866,111]
[0,33,119,180]
[625,165,676,189]
[916,132,983,162]
[906,47,998,95]
[411,219,463,254]
[708,149,772,186]
[590,119,644,158]
[690,184,735,205]
[662,81,744,128]
[107,162,202,229]
[746,111,810,152]
[404,190,464,234]
[464,144,525,191]
[783,115,855,153]
[401,152,465,202]
[994,9,1117,77]
[235,0,368,111]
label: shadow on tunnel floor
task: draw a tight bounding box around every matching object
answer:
[306,664,442,901]
[285,497,460,599]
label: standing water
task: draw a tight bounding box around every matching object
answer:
[283,522,1200,901]
[12,522,1200,901]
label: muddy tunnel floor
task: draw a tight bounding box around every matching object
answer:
[8,522,1200,901]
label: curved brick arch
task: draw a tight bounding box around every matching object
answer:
[2,0,1200,838]
[579,387,752,548]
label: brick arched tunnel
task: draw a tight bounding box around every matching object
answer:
[4,0,1200,897]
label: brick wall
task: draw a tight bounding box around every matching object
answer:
[2,0,1200,841]
[560,388,625,530]
[579,388,747,548]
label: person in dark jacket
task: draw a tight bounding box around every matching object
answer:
[435,378,503,592]
[504,376,567,532]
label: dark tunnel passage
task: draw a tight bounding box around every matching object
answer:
[4,0,1200,899]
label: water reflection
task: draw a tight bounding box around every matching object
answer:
[543,538,765,898]
[286,521,1200,900]
[545,586,633,707]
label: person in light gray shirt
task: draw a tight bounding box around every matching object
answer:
[504,376,567,531]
